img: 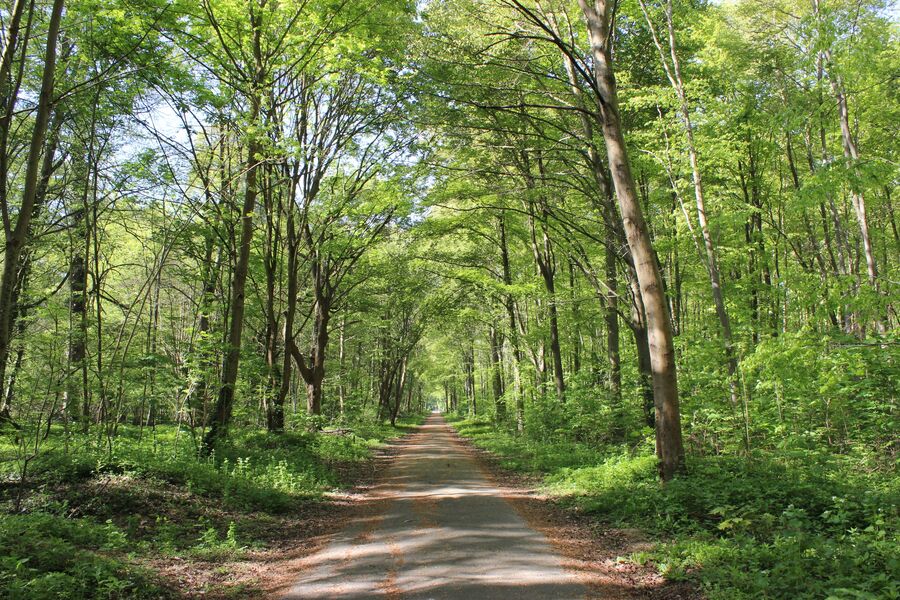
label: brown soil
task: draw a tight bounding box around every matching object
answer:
[192,443,405,598]
[48,441,405,599]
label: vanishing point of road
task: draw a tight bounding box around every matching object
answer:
[283,413,588,599]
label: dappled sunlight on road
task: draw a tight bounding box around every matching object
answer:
[281,414,593,599]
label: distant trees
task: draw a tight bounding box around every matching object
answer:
[0,0,423,448]
[197,0,270,452]
[180,0,418,443]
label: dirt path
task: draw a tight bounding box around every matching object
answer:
[282,413,590,599]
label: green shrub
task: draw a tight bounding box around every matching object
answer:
[191,521,246,561]
[452,419,899,600]
[0,513,171,600]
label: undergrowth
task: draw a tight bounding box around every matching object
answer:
[0,416,422,598]
[450,415,899,600]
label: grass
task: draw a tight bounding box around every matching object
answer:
[449,415,899,600]
[0,415,423,599]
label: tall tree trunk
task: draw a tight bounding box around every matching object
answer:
[814,55,852,283]
[203,6,265,453]
[498,214,525,432]
[0,0,64,421]
[276,207,298,427]
[0,0,28,109]
[524,191,565,402]
[814,0,878,291]
[306,375,324,417]
[489,323,505,421]
[91,155,108,430]
[578,0,684,480]
[337,315,346,417]
[66,185,89,424]
[546,279,565,402]
[144,262,162,428]
[568,261,582,374]
[1,107,60,423]
[290,253,331,420]
[640,0,742,431]
[463,344,476,416]
[308,303,329,417]
[69,94,102,429]
[604,242,623,437]
[833,76,877,287]
[0,0,31,224]
[263,167,283,431]
[390,355,407,426]
[300,273,331,417]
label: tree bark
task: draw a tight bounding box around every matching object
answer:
[578,0,684,480]
[489,323,505,421]
[202,3,265,453]
[389,355,407,426]
[290,250,331,418]
[640,0,742,429]
[0,0,65,421]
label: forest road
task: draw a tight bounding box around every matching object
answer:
[282,413,589,599]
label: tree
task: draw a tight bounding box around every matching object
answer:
[638,0,742,437]
[0,0,66,422]
[574,0,685,479]
[200,0,268,452]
